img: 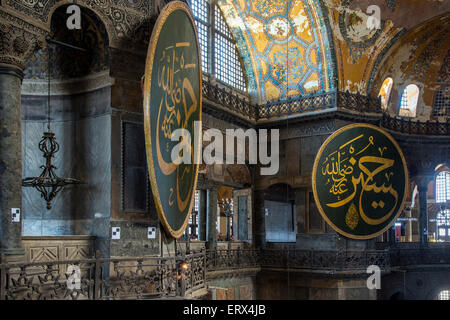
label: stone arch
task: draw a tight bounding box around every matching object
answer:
[265,182,295,201]
[44,1,114,46]
[369,13,450,120]
[23,4,111,89]
[20,4,113,240]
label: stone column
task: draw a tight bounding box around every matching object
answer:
[197,189,207,241]
[253,189,266,249]
[0,18,43,262]
[388,226,396,245]
[405,206,413,242]
[417,180,429,247]
[206,189,218,250]
[0,65,25,260]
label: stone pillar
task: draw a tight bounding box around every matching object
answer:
[388,227,396,245]
[417,181,429,247]
[405,207,413,242]
[197,189,207,241]
[0,65,26,260]
[206,189,218,250]
[253,189,266,249]
[0,18,43,262]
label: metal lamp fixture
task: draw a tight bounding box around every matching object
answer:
[219,198,233,241]
[22,41,83,209]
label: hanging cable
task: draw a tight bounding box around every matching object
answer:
[47,45,51,132]
[285,1,291,299]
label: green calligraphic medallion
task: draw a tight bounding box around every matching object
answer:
[143,1,201,238]
[312,124,408,239]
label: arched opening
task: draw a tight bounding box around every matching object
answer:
[432,85,450,117]
[21,5,111,257]
[378,77,393,110]
[190,0,247,92]
[428,165,450,242]
[399,84,419,117]
[435,170,450,204]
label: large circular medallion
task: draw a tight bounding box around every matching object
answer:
[312,124,408,239]
[143,1,202,238]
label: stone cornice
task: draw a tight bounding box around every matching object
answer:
[22,70,113,95]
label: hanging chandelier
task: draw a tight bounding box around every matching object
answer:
[22,40,83,209]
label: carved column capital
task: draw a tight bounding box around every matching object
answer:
[0,12,46,71]
[414,174,434,192]
[196,174,222,191]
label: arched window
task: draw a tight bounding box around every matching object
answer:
[378,77,393,110]
[438,290,450,300]
[432,85,450,117]
[436,171,450,203]
[399,84,419,117]
[436,209,450,241]
[190,0,247,92]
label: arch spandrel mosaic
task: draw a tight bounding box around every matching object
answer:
[217,0,334,104]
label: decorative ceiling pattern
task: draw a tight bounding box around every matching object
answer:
[217,0,335,104]
[371,14,450,120]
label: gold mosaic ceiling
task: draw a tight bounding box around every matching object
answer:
[217,0,335,104]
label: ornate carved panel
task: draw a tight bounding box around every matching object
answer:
[22,236,95,262]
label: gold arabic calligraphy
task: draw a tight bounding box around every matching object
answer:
[155,42,198,212]
[321,134,399,228]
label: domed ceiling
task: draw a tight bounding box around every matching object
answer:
[217,0,335,104]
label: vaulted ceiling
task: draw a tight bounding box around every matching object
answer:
[216,0,449,111]
[217,0,335,104]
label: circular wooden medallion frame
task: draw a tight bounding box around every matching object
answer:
[311,123,408,240]
[143,1,202,238]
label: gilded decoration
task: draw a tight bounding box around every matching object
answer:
[217,0,334,103]
[338,0,385,49]
[312,123,408,239]
[143,1,201,238]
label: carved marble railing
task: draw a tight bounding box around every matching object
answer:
[381,113,450,136]
[0,252,205,300]
[204,248,390,272]
[206,249,260,272]
[257,91,382,119]
[259,249,389,271]
[202,82,450,137]
[202,80,256,120]
[3,246,450,299]
[257,91,337,120]
[202,85,383,122]
[389,247,450,267]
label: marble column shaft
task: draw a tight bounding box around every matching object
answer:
[253,189,266,249]
[418,184,429,246]
[0,65,25,257]
[197,189,207,241]
[206,189,217,249]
